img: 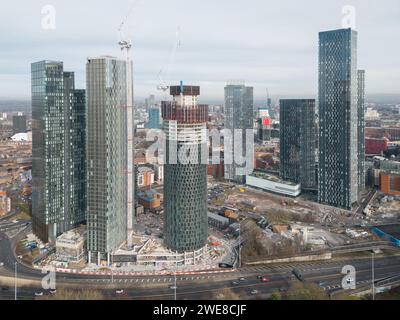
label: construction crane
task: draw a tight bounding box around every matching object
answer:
[157,26,181,92]
[118,4,135,249]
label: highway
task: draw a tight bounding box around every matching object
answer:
[1,224,400,300]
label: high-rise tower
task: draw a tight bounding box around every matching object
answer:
[86,56,128,264]
[31,61,86,243]
[280,99,317,190]
[224,82,254,184]
[357,70,366,195]
[161,83,208,254]
[318,29,358,209]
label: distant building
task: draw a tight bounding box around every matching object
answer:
[365,138,389,155]
[318,29,359,209]
[0,190,11,217]
[280,99,316,190]
[145,107,161,129]
[224,82,254,184]
[12,114,27,135]
[137,190,162,209]
[137,166,155,188]
[257,108,271,142]
[380,172,400,196]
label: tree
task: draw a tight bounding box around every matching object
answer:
[214,288,240,300]
[36,288,104,300]
[270,292,282,300]
[284,282,328,300]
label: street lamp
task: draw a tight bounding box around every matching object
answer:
[14,262,17,301]
[174,253,177,301]
[372,252,375,300]
[238,222,241,268]
[111,252,114,284]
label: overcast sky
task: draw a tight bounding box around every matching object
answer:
[0,0,399,101]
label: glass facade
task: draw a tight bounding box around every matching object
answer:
[145,107,161,129]
[280,99,317,190]
[31,61,86,242]
[32,61,66,242]
[224,84,254,184]
[162,85,208,253]
[318,29,359,209]
[12,115,27,134]
[357,70,366,195]
[86,57,128,259]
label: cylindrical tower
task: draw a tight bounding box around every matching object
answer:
[162,82,208,253]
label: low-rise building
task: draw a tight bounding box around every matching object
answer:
[208,212,230,230]
[55,227,86,263]
[137,166,155,188]
[246,171,301,197]
[137,190,162,209]
[0,190,11,216]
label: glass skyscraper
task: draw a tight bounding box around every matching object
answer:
[358,70,366,195]
[145,107,161,129]
[224,83,254,184]
[318,29,359,209]
[31,61,86,243]
[86,57,128,264]
[12,114,27,135]
[280,99,317,190]
[161,84,208,254]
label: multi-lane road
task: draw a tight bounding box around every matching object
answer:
[1,222,400,300]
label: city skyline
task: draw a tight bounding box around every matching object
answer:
[1,0,399,100]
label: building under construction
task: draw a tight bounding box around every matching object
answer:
[162,83,209,256]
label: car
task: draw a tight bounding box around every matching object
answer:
[257,275,263,279]
[239,277,246,281]
[231,281,239,286]
[169,285,177,290]
[251,290,259,295]
[34,292,43,296]
[261,277,269,283]
[116,289,124,294]
[279,287,286,292]
[1,287,9,291]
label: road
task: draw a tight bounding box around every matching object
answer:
[1,223,400,300]
[1,228,400,300]
[356,189,377,215]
